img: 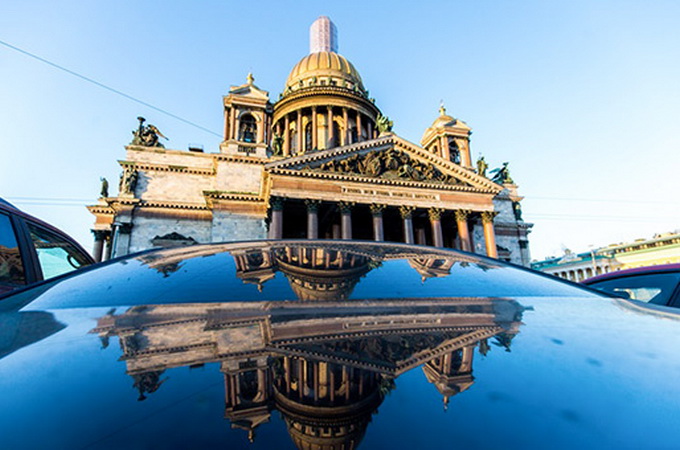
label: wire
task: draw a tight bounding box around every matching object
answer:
[523,196,668,205]
[0,39,221,138]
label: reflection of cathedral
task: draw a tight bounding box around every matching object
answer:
[87,16,531,266]
[93,245,523,448]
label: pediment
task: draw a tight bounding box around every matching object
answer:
[228,83,270,100]
[272,326,502,376]
[265,134,501,192]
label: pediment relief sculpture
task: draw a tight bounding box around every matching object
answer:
[316,148,471,186]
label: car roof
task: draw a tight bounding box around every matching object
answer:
[583,263,680,284]
[1,240,679,448]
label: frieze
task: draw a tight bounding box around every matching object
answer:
[342,187,439,201]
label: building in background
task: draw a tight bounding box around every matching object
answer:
[88,16,531,265]
[532,230,680,281]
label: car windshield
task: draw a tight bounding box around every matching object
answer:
[587,272,680,305]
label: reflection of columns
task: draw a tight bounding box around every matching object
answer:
[455,210,472,252]
[283,115,290,156]
[399,206,415,244]
[91,230,108,262]
[311,106,318,150]
[356,111,363,142]
[429,208,444,247]
[327,106,334,147]
[305,200,320,239]
[268,198,284,239]
[370,204,385,241]
[296,109,303,153]
[481,211,498,258]
[342,108,348,145]
[339,201,354,239]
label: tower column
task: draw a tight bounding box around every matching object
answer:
[482,211,498,258]
[429,208,444,247]
[230,107,237,140]
[440,136,450,160]
[370,204,385,241]
[339,201,354,239]
[223,106,231,141]
[269,198,284,239]
[311,106,318,150]
[283,115,290,156]
[400,206,415,244]
[296,109,303,153]
[306,200,320,239]
[367,119,373,140]
[342,108,348,145]
[460,141,472,168]
[356,111,363,142]
[327,106,335,148]
[455,210,472,252]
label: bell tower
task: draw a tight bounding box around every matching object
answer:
[221,73,273,158]
[421,104,473,169]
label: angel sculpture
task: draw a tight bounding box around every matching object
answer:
[489,162,514,184]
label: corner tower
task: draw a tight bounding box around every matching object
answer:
[421,104,473,169]
[272,17,381,156]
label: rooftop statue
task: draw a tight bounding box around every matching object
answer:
[130,116,168,148]
[99,177,109,198]
[376,113,393,135]
[489,162,514,184]
[476,156,488,177]
[271,133,284,156]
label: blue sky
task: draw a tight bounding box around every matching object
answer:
[1,1,678,260]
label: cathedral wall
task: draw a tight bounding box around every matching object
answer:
[215,161,264,194]
[136,171,214,203]
[126,147,214,169]
[128,215,213,253]
[211,211,267,242]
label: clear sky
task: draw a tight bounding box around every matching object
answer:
[1,0,678,260]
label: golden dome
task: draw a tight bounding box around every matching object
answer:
[285,51,365,93]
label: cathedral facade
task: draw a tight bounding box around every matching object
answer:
[88,16,532,265]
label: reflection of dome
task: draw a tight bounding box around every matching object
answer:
[275,248,371,301]
[285,51,365,93]
[274,386,381,450]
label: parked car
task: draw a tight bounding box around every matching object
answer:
[0,198,94,295]
[1,241,679,449]
[582,264,680,308]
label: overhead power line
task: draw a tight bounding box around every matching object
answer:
[0,38,221,138]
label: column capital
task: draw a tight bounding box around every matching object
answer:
[481,211,498,224]
[270,197,285,211]
[399,205,415,219]
[117,223,133,234]
[91,229,110,241]
[338,201,355,213]
[454,209,471,222]
[369,203,386,216]
[305,199,321,212]
[428,207,444,221]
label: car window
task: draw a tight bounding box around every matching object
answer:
[26,222,90,280]
[588,272,680,306]
[0,212,26,286]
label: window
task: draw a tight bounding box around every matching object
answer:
[0,212,25,287]
[26,222,90,280]
[239,114,257,143]
[588,272,680,306]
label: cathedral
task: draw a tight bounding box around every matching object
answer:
[88,16,532,265]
